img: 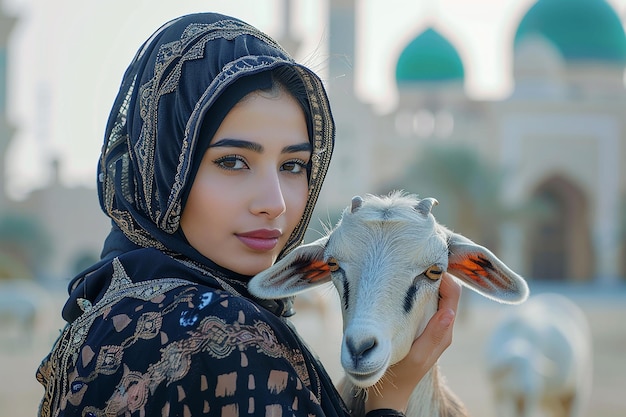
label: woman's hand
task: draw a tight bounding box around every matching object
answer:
[363,273,462,413]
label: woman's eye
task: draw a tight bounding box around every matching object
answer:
[281,160,308,174]
[214,156,248,170]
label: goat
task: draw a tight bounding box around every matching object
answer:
[484,293,592,417]
[0,280,40,350]
[249,192,528,416]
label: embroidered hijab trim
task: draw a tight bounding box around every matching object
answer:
[98,14,334,261]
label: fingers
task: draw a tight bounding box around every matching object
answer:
[438,272,462,313]
[425,304,455,350]
[412,273,461,359]
[431,273,461,346]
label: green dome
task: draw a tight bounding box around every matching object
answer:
[514,0,626,64]
[395,28,465,83]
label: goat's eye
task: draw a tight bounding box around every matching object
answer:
[425,265,443,280]
[327,257,340,272]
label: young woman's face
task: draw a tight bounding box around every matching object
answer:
[180,89,311,276]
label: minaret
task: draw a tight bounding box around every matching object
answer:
[0,8,17,209]
[322,0,374,207]
[276,0,302,57]
[328,0,356,89]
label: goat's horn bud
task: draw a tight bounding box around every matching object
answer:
[351,196,363,213]
[415,197,439,216]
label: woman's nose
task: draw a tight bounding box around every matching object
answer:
[250,171,286,218]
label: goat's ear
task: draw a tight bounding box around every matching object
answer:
[446,231,529,304]
[248,236,331,300]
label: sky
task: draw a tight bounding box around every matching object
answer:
[3,0,626,199]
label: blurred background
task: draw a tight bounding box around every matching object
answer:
[0,0,624,416]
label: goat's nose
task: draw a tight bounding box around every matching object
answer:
[345,335,378,366]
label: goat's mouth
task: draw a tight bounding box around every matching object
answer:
[346,368,386,388]
[341,348,390,388]
[341,330,391,388]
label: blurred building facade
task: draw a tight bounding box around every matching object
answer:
[0,7,110,281]
[0,0,624,284]
[319,0,625,285]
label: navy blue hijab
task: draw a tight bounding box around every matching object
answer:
[64,13,335,320]
[95,13,334,273]
[54,15,347,417]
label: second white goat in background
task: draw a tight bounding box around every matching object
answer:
[485,293,592,417]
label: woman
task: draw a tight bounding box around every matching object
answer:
[37,13,460,417]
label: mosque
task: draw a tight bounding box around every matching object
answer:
[318,0,626,285]
[0,0,624,284]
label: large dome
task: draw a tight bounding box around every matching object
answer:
[395,28,465,83]
[514,0,626,64]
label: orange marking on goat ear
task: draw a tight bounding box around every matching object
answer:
[450,255,510,290]
[450,258,471,273]
[301,260,330,283]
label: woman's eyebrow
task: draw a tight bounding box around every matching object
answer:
[282,143,312,154]
[210,138,262,152]
[209,138,311,154]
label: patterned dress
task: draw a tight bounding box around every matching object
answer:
[37,249,348,417]
[37,12,342,417]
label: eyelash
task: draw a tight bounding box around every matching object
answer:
[213,155,247,171]
[282,159,309,174]
[213,155,309,174]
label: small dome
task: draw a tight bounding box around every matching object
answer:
[395,28,465,83]
[514,0,626,64]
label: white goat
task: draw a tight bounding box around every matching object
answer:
[484,293,592,417]
[250,192,529,416]
[0,280,40,349]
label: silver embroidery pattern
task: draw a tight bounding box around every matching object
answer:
[99,19,334,257]
[37,257,322,416]
[36,258,191,417]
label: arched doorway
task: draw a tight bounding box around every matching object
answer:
[528,175,593,281]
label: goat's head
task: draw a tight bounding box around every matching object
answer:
[249,192,528,388]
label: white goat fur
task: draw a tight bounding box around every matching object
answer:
[485,293,592,417]
[0,281,40,348]
[249,192,529,417]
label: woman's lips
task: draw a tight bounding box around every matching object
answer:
[236,230,281,251]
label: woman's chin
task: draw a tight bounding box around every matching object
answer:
[221,254,278,277]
